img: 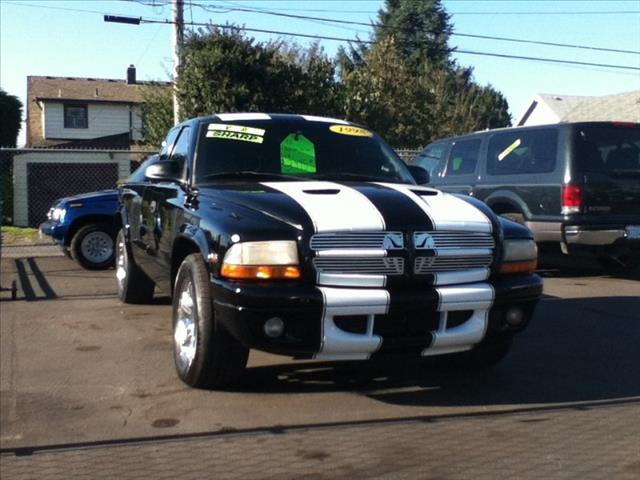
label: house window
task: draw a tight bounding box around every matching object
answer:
[64,104,88,129]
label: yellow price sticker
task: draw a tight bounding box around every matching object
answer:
[329,125,373,137]
[498,138,522,161]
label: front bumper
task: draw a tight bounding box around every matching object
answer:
[39,220,68,245]
[212,274,542,361]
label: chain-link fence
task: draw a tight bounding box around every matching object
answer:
[1,146,423,227]
[0,148,156,227]
[395,148,422,165]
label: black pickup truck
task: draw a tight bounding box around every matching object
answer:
[117,113,542,389]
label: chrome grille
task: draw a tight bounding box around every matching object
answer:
[414,231,495,250]
[310,232,404,250]
[310,230,495,284]
[414,255,493,273]
[314,257,404,274]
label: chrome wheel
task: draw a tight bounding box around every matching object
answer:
[174,280,198,373]
[80,230,114,264]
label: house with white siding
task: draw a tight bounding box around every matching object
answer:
[26,66,171,148]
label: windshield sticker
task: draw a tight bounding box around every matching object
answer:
[207,123,265,136]
[206,129,264,144]
[498,138,522,161]
[280,134,317,174]
[329,125,373,137]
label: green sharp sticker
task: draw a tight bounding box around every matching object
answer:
[452,157,463,171]
[280,134,317,174]
[498,138,522,161]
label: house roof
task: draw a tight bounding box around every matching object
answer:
[28,76,172,104]
[535,93,590,120]
[563,90,640,122]
[518,90,640,125]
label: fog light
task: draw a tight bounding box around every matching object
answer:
[263,317,285,338]
[505,307,525,327]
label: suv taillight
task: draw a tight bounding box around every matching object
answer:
[562,184,582,214]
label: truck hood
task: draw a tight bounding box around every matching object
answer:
[198,180,497,234]
[57,189,118,206]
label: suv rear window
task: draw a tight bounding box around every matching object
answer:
[573,123,640,173]
[487,128,558,175]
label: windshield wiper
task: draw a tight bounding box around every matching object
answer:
[202,171,301,181]
[312,173,392,182]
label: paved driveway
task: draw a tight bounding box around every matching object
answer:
[1,250,639,479]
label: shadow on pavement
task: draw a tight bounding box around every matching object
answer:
[13,257,57,301]
[236,295,640,408]
[537,251,640,280]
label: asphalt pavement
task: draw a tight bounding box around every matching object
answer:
[1,246,639,479]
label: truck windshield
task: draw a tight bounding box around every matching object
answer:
[573,123,640,174]
[194,120,415,184]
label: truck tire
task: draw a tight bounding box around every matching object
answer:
[115,229,155,304]
[71,223,115,269]
[172,253,249,389]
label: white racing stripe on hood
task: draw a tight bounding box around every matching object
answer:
[376,183,492,233]
[301,115,348,124]
[216,113,271,121]
[263,181,385,233]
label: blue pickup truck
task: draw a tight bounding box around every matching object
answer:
[39,155,157,269]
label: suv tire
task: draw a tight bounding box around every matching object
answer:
[500,213,526,225]
[71,223,116,270]
[172,253,249,389]
[115,229,155,304]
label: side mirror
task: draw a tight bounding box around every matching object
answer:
[407,165,430,185]
[145,160,180,181]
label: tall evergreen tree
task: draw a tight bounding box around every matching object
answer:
[341,0,511,145]
[374,0,453,71]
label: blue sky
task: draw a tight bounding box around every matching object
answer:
[2,0,639,145]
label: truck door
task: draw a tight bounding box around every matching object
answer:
[137,126,182,281]
[140,126,191,292]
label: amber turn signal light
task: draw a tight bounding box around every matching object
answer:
[221,264,301,280]
[499,259,537,275]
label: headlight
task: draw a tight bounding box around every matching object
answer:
[51,207,66,223]
[500,239,538,274]
[221,240,301,280]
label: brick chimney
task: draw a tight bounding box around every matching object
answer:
[127,64,136,84]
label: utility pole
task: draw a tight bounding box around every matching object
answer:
[172,0,184,125]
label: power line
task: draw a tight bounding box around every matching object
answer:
[200,1,640,16]
[7,1,639,56]
[145,18,640,71]
[4,1,639,72]
[192,2,640,55]
[447,11,640,15]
